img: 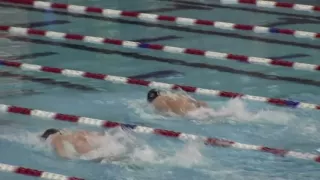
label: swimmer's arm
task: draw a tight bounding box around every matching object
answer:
[52,137,69,159]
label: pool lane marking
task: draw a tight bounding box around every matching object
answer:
[132,35,181,43]
[129,70,184,79]
[10,20,70,28]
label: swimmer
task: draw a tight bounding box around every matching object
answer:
[147,89,210,116]
[40,128,105,159]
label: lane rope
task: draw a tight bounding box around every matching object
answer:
[1,26,320,73]
[221,0,320,13]
[1,0,319,40]
[1,103,320,164]
[0,59,319,111]
[0,162,84,180]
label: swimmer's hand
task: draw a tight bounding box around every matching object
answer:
[53,137,71,159]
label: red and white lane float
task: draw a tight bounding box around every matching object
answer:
[0,162,84,180]
[0,59,319,110]
[1,26,320,73]
[0,0,319,40]
[221,0,320,13]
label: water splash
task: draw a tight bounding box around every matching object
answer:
[161,141,206,168]
[0,129,51,153]
[187,98,295,125]
[82,128,206,168]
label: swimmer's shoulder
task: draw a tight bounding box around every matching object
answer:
[51,132,73,144]
[150,96,171,111]
[49,134,63,148]
[152,95,167,103]
[153,95,186,106]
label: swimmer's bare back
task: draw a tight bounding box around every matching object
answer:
[51,131,104,159]
[152,95,208,116]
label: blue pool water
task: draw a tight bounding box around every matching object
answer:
[0,0,320,179]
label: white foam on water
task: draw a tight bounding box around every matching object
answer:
[187,98,295,125]
[286,120,320,146]
[79,128,207,168]
[299,124,318,138]
[160,141,206,168]
[122,141,207,169]
[0,129,51,153]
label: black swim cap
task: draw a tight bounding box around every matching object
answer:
[40,128,60,140]
[147,89,160,103]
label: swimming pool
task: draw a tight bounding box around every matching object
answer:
[0,0,320,179]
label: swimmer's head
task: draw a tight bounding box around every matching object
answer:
[40,128,60,140]
[147,89,161,103]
